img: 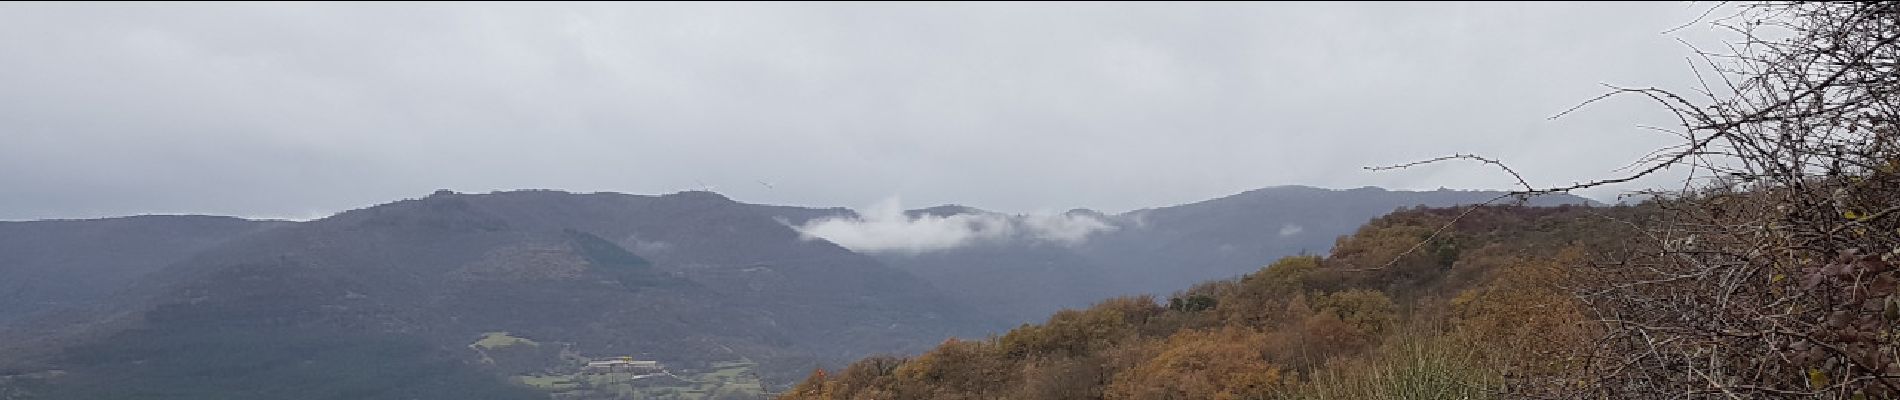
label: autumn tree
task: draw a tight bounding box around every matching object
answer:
[1106,327,1282,400]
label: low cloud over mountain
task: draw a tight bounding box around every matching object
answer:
[794,198,1117,254]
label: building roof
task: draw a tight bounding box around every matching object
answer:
[585,359,660,367]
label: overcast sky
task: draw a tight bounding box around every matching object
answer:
[1,2,1731,221]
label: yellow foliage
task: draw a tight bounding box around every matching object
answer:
[1313,289,1398,336]
[1106,328,1282,400]
[1446,250,1591,375]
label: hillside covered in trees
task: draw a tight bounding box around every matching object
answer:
[778,204,1642,399]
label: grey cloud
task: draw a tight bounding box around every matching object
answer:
[1019,213,1116,245]
[0,3,1731,220]
[795,198,1116,254]
[1278,224,1304,237]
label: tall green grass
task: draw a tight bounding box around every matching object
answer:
[1280,333,1499,400]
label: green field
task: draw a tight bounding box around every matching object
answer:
[472,332,539,349]
[516,359,766,400]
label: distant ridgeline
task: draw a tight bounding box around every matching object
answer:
[0,186,1590,399]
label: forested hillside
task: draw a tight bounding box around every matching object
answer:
[777,204,1640,399]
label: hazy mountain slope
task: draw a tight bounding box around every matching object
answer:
[451,190,983,359]
[2,190,980,399]
[874,240,1124,325]
[0,215,290,326]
